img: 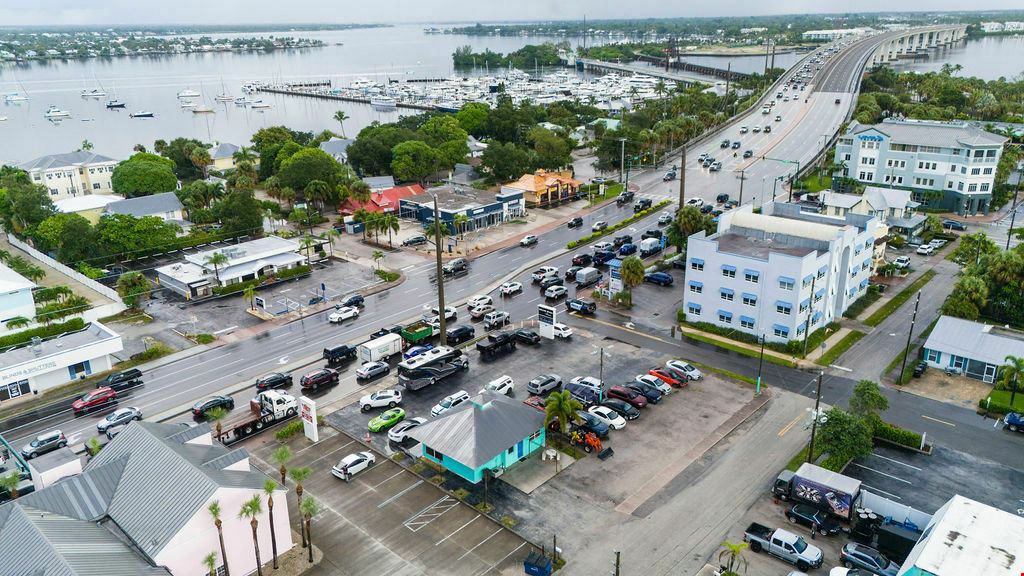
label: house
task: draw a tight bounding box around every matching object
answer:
[922,316,1024,383]
[363,175,396,192]
[0,421,292,576]
[466,135,488,158]
[54,193,124,224]
[685,203,881,343]
[897,495,1024,576]
[105,192,185,225]
[319,137,354,163]
[208,142,241,171]
[587,118,621,132]
[821,185,927,247]
[446,163,483,186]
[503,169,582,208]
[155,236,305,300]
[18,150,119,200]
[0,262,37,329]
[338,184,425,215]
[407,391,545,483]
[399,184,526,232]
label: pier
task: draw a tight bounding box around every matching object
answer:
[573,58,724,86]
[256,87,438,112]
[634,54,753,81]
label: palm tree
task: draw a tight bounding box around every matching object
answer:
[381,213,400,246]
[271,446,292,485]
[349,180,372,203]
[718,540,749,575]
[204,252,229,285]
[304,179,332,215]
[80,139,94,151]
[190,146,213,179]
[543,390,582,437]
[233,146,257,165]
[202,552,218,576]
[4,316,31,330]
[1001,355,1024,407]
[243,285,256,310]
[453,213,470,239]
[238,495,264,576]
[206,407,228,442]
[372,250,385,271]
[300,496,320,563]
[263,479,280,569]
[333,110,350,138]
[619,255,646,294]
[0,472,21,500]
[289,466,312,547]
[208,500,230,576]
[666,206,705,254]
[300,235,319,265]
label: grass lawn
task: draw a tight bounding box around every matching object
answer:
[682,331,798,368]
[864,269,937,327]
[798,174,833,194]
[816,330,865,366]
[689,360,759,388]
[842,286,882,319]
[987,390,1024,412]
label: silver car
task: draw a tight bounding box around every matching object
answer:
[97,407,142,433]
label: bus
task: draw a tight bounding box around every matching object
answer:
[397,346,469,390]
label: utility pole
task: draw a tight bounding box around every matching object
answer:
[806,371,824,464]
[737,169,747,205]
[802,275,816,357]
[897,291,921,384]
[433,196,448,346]
[755,335,765,396]
[678,146,687,207]
[770,43,776,70]
[618,138,626,185]
[764,39,770,76]
[612,550,621,576]
[1006,166,1022,250]
[724,63,732,115]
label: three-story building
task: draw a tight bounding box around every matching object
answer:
[18,150,119,199]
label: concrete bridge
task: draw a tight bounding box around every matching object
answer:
[868,25,968,66]
[572,58,715,87]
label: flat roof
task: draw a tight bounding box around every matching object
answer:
[714,232,818,261]
[184,236,299,269]
[155,261,209,285]
[406,185,504,213]
[0,321,120,369]
[54,194,123,213]
[0,262,35,293]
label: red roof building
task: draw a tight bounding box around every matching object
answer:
[338,184,425,215]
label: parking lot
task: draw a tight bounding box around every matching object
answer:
[248,428,539,576]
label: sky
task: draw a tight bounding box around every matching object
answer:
[0,1,1021,26]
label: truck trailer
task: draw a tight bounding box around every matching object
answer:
[215,391,298,444]
[358,333,403,363]
[773,462,862,520]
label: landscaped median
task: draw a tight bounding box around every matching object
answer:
[863,269,936,327]
[566,200,673,249]
[676,323,799,368]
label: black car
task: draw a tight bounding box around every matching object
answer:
[95,368,143,392]
[402,234,428,246]
[641,229,663,240]
[323,344,358,366]
[700,204,715,214]
[565,266,583,279]
[943,219,967,231]
[193,395,235,418]
[539,276,564,289]
[716,193,730,204]
[602,399,640,420]
[514,329,541,345]
[567,216,584,228]
[256,372,293,391]
[912,361,928,378]
[341,294,365,308]
[613,234,633,248]
[593,250,617,266]
[672,258,688,269]
[626,382,662,404]
[616,191,635,205]
[446,325,476,345]
[633,198,653,213]
[572,253,593,267]
[785,503,843,536]
[573,410,610,438]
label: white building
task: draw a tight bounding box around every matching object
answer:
[0,262,36,330]
[0,321,123,404]
[685,203,881,343]
[18,150,119,200]
[980,22,1005,33]
[0,421,293,576]
[156,236,305,300]
[802,28,871,41]
[739,27,768,34]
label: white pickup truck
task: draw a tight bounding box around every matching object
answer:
[743,522,824,572]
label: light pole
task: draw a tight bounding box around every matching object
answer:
[736,169,747,205]
[897,291,921,384]
[432,196,448,346]
[618,138,627,184]
[1006,163,1022,250]
[755,335,766,396]
[806,371,824,464]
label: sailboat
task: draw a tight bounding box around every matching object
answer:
[106,100,126,109]
[192,105,215,114]
[4,93,28,103]
[214,77,233,102]
[130,110,155,118]
[177,88,200,99]
[0,116,8,121]
[80,88,106,98]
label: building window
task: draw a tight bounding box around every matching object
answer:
[744,271,759,283]
[425,446,444,461]
[971,168,981,175]
[718,312,732,324]
[773,326,789,338]
[920,145,941,154]
[950,164,957,172]
[958,182,964,191]
[779,278,794,291]
[740,318,755,329]
[529,429,542,442]
[814,291,823,303]
[722,267,736,278]
[981,183,990,192]
[926,349,940,363]
[776,302,792,315]
[986,149,997,158]
[968,183,978,192]
[983,168,993,175]
[720,289,734,302]
[742,294,757,306]
[691,260,704,271]
[689,283,702,294]
[92,183,100,190]
[947,181,954,189]
[844,153,851,161]
[688,303,701,316]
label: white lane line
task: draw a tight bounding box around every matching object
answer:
[401,265,416,271]
[475,542,527,576]
[527,296,541,304]
[849,462,912,484]
[860,483,903,500]
[436,515,479,546]
[371,469,406,488]
[871,452,922,471]
[377,480,425,509]
[456,528,504,561]
[306,440,355,465]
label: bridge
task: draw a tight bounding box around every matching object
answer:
[634,54,753,81]
[573,58,722,87]
[868,25,968,66]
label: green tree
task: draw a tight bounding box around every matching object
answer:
[271,446,292,485]
[97,214,180,258]
[263,479,280,569]
[278,148,344,192]
[391,140,438,183]
[189,146,212,180]
[303,179,333,215]
[33,212,93,257]
[372,250,384,270]
[111,153,178,197]
[346,123,421,176]
[0,471,21,500]
[243,285,256,310]
[848,380,889,421]
[481,142,534,182]
[999,356,1024,407]
[717,540,749,576]
[333,110,349,138]
[215,189,263,236]
[116,271,151,309]
[204,252,229,284]
[379,213,400,246]
[619,255,646,292]
[156,137,208,180]
[300,235,318,264]
[942,274,989,320]
[455,102,490,137]
[79,139,94,151]
[208,500,230,576]
[666,206,707,253]
[527,126,572,169]
[300,497,320,564]
[238,495,264,576]
[452,213,470,239]
[920,215,944,242]
[289,466,312,547]
[950,231,998,265]
[543,390,582,436]
[4,316,31,330]
[0,176,56,237]
[202,552,217,576]
[816,407,874,465]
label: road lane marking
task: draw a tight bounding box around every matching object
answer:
[871,452,921,471]
[456,528,503,561]
[404,495,459,532]
[849,462,912,484]
[401,265,416,271]
[921,415,956,427]
[377,480,424,509]
[303,439,354,462]
[778,413,802,437]
[436,515,479,546]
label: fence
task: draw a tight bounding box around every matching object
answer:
[859,490,932,531]
[6,233,125,304]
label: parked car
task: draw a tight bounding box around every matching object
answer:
[500,281,523,296]
[700,204,715,214]
[602,399,640,420]
[73,387,117,415]
[20,430,67,460]
[606,385,648,408]
[928,238,947,249]
[915,244,934,255]
[531,267,559,283]
[520,235,539,247]
[1003,412,1024,433]
[539,276,564,290]
[192,395,234,418]
[431,390,471,416]
[332,452,375,481]
[786,503,843,536]
[892,256,911,269]
[552,323,573,339]
[388,417,427,443]
[635,374,672,395]
[666,359,703,381]
[514,329,541,345]
[572,253,593,267]
[340,294,365,308]
[588,405,627,430]
[544,285,568,300]
[470,304,496,319]
[650,368,684,387]
[446,324,476,344]
[627,382,662,404]
[483,311,511,330]
[644,272,674,286]
[574,410,611,438]
[592,220,608,232]
[618,243,637,256]
[402,235,428,246]
[527,373,562,395]
[912,361,928,378]
[567,298,597,315]
[942,219,966,231]
[481,375,515,396]
[685,198,704,208]
[565,266,582,280]
[567,216,583,228]
[355,361,390,381]
[838,543,901,576]
[328,305,360,323]
[256,372,293,391]
[359,389,402,411]
[368,408,405,433]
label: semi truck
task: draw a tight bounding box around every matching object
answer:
[215,390,298,444]
[743,523,824,572]
[358,333,403,363]
[773,463,862,520]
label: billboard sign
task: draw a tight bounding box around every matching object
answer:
[299,396,319,443]
[792,473,853,518]
[538,304,556,339]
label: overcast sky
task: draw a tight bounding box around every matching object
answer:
[0,1,1021,26]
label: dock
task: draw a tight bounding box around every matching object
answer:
[256,87,438,112]
[572,58,721,86]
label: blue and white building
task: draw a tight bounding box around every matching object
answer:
[0,262,37,332]
[399,183,526,230]
[684,203,882,344]
[834,119,1007,216]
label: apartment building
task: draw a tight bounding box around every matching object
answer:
[834,119,1007,216]
[684,203,881,344]
[18,150,120,200]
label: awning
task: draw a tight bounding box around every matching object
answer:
[849,287,858,296]
[690,258,705,266]
[800,297,811,309]
[744,269,760,278]
[863,259,871,269]
[773,324,790,335]
[775,300,792,311]
[718,310,733,319]
[865,236,874,245]
[803,274,814,284]
[815,287,826,298]
[818,265,828,275]
[722,264,737,272]
[688,302,702,311]
[740,315,756,325]
[855,243,864,251]
[742,292,758,301]
[860,279,870,289]
[720,287,735,296]
[689,280,703,289]
[779,276,795,284]
[812,311,824,322]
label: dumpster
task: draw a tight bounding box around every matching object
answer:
[523,549,552,576]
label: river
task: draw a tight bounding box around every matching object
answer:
[892,34,1024,80]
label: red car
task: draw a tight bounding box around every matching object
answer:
[606,385,648,409]
[649,368,685,388]
[73,386,117,415]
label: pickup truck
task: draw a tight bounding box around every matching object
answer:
[1004,412,1024,433]
[477,332,517,359]
[743,523,823,572]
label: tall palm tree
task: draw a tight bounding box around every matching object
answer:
[80,139,94,151]
[300,235,319,265]
[289,466,312,547]
[543,390,582,437]
[243,285,256,310]
[304,179,332,215]
[204,252,229,285]
[0,472,21,500]
[453,213,470,239]
[300,496,320,563]
[190,146,213,179]
[208,500,230,576]
[349,180,372,203]
[233,146,257,165]
[333,110,350,138]
[1001,355,1024,407]
[717,540,749,575]
[619,255,646,294]
[372,250,385,271]
[238,495,264,576]
[263,479,280,569]
[381,213,400,246]
[202,552,217,576]
[271,446,292,485]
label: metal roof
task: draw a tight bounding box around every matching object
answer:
[104,192,183,218]
[363,175,396,191]
[18,151,118,172]
[209,142,240,160]
[408,391,544,469]
[17,457,127,522]
[319,137,353,158]
[821,191,862,209]
[851,119,1008,149]
[924,316,1024,367]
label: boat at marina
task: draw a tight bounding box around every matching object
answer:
[180,99,197,108]
[0,116,7,122]
[214,93,234,102]
[81,88,106,98]
[44,106,70,119]
[192,105,215,114]
[250,100,272,109]
[370,95,397,108]
[130,111,155,118]
[234,96,251,105]
[106,100,126,109]
[4,93,28,103]
[177,88,201,99]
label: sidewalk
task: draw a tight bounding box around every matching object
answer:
[804,326,854,364]
[677,324,800,366]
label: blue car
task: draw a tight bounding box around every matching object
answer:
[593,250,617,266]
[644,272,674,286]
[574,410,610,438]
[403,344,434,360]
[618,243,637,256]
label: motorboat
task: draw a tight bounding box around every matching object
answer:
[234,96,250,105]
[214,93,234,102]
[43,106,70,119]
[180,99,197,108]
[177,88,200,99]
[4,93,28,102]
[106,100,126,109]
[192,105,215,114]
[130,111,155,118]
[370,95,397,108]
[80,88,106,98]
[0,116,7,121]
[250,100,271,109]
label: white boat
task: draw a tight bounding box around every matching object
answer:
[106,100,126,109]
[192,105,215,114]
[0,116,7,121]
[370,95,397,108]
[180,99,197,108]
[80,88,106,98]
[43,106,70,119]
[177,88,201,99]
[130,111,155,118]
[214,93,234,102]
[250,100,271,109]
[4,93,28,103]
[234,96,250,105]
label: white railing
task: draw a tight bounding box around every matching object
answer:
[6,233,124,304]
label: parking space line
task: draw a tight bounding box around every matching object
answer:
[474,542,527,576]
[436,515,479,546]
[849,462,912,484]
[371,470,406,488]
[404,496,459,532]
[305,440,355,466]
[921,414,956,427]
[861,483,903,500]
[377,480,424,508]
[456,528,503,561]
[871,452,921,471]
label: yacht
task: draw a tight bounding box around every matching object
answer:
[4,93,28,103]
[177,88,201,99]
[0,116,7,122]
[234,96,251,105]
[180,99,197,108]
[80,88,106,98]
[250,100,272,109]
[214,93,234,102]
[350,77,378,90]
[43,106,70,119]
[370,95,397,108]
[106,100,126,109]
[129,111,154,118]
[192,105,215,114]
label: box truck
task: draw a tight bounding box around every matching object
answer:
[772,463,862,520]
[358,333,403,363]
[574,267,602,288]
[639,237,662,257]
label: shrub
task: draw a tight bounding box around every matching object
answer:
[564,200,671,249]
[275,420,304,442]
[500,515,518,528]
[453,488,470,500]
[194,333,216,345]
[819,454,849,471]
[873,420,923,449]
[978,397,1016,416]
[0,318,87,349]
[132,342,173,362]
[375,269,400,282]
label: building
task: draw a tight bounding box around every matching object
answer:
[399,183,526,231]
[802,28,871,41]
[319,137,354,163]
[980,22,1005,33]
[105,191,185,223]
[503,169,582,208]
[0,262,36,329]
[466,135,488,158]
[407,391,545,483]
[208,142,241,171]
[54,193,124,224]
[338,184,425,215]
[897,495,1024,576]
[684,203,881,343]
[18,150,119,200]
[0,421,292,576]
[834,119,1008,215]
[922,316,1024,383]
[155,236,304,300]
[0,321,123,404]
[821,186,927,242]
[363,175,396,192]
[739,27,768,34]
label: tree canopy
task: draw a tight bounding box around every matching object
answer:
[111,152,178,197]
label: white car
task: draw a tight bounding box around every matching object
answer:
[430,306,457,321]
[480,375,514,396]
[328,306,359,323]
[666,359,703,381]
[739,126,748,133]
[483,310,510,329]
[570,376,603,389]
[593,241,614,253]
[470,304,496,319]
[431,390,471,417]
[635,374,672,395]
[500,281,523,296]
[685,198,704,207]
[588,405,626,430]
[929,238,947,249]
[591,220,608,232]
[893,256,912,269]
[467,295,492,309]
[388,417,427,443]
[916,244,934,255]
[544,285,568,299]
[531,266,559,282]
[553,323,573,339]
[332,451,375,481]
[520,235,539,247]
[359,389,402,412]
